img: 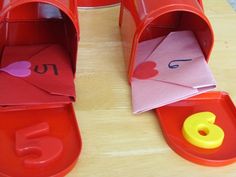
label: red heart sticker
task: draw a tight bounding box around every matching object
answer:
[133,61,159,79]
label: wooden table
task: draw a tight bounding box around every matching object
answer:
[68,1,236,176]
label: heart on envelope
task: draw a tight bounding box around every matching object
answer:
[131,31,216,114]
[0,44,75,106]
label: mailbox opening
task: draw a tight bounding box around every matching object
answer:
[137,11,214,63]
[0,2,79,107]
[0,2,78,72]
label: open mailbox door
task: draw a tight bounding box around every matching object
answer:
[0,0,81,176]
[120,0,236,166]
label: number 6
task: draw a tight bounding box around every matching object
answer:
[182,112,224,149]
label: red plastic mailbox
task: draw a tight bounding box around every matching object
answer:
[119,0,236,166]
[0,0,81,176]
[119,0,214,82]
[78,0,120,8]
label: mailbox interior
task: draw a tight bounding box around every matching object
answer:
[136,11,214,66]
[0,2,77,72]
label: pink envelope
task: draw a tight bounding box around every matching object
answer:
[134,36,165,68]
[132,31,216,114]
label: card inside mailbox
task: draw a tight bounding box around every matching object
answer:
[0,44,75,106]
[132,31,216,114]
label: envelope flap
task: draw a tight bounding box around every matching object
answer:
[2,44,75,96]
[146,31,216,88]
[0,44,75,106]
[135,36,165,67]
[24,45,75,97]
[153,56,216,88]
[131,31,216,114]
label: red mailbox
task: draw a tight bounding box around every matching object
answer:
[119,0,214,82]
[119,0,236,166]
[78,0,120,8]
[0,0,81,176]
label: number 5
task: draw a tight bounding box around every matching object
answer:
[15,122,63,168]
[182,112,224,149]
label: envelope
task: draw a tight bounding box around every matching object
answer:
[134,36,165,68]
[0,44,75,106]
[132,31,216,114]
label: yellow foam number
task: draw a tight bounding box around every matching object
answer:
[182,112,224,149]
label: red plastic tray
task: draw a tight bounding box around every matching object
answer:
[0,104,81,177]
[156,91,236,166]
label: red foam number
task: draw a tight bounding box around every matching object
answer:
[15,122,63,168]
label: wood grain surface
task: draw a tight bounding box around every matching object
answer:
[68,1,236,176]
